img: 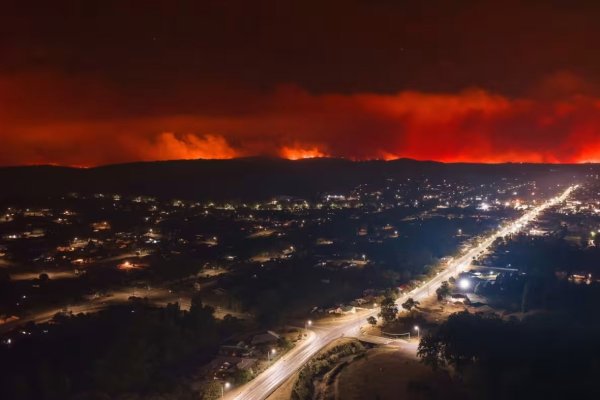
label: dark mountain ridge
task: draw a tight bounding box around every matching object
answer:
[0,157,591,201]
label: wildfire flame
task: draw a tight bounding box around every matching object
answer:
[280,146,327,160]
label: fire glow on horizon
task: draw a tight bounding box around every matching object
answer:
[5,2,600,167]
[4,78,600,166]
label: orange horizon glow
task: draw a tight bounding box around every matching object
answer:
[5,3,600,168]
[3,73,600,167]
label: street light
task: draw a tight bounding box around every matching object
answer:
[414,325,420,340]
[268,348,276,361]
[305,320,312,331]
[221,382,231,398]
[459,278,471,290]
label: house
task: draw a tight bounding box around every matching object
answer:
[219,343,252,357]
[251,331,280,346]
[352,298,367,306]
[328,305,356,315]
[450,294,471,304]
[341,305,356,314]
[236,358,258,371]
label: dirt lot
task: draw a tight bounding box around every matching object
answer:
[333,346,457,400]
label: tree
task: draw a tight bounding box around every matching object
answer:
[367,316,377,326]
[383,287,400,300]
[189,295,216,325]
[417,333,445,370]
[279,337,293,351]
[402,298,420,312]
[417,311,503,371]
[201,381,223,400]
[255,289,283,327]
[378,296,398,323]
[233,368,253,384]
[436,281,451,301]
[220,314,243,336]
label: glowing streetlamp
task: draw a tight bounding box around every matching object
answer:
[458,278,471,290]
[221,382,231,398]
[305,320,312,331]
[268,348,276,361]
[414,325,420,339]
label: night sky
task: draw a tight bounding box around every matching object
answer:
[3,0,600,166]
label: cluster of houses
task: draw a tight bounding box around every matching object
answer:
[207,330,284,381]
[310,294,385,316]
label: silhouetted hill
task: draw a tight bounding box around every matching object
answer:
[0,158,591,202]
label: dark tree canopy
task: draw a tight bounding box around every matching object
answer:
[378,296,399,324]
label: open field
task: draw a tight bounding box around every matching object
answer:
[334,346,458,400]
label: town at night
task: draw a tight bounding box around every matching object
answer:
[3,2,600,400]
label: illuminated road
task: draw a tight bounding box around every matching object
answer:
[226,185,577,400]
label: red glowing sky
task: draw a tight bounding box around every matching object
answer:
[3,1,600,166]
